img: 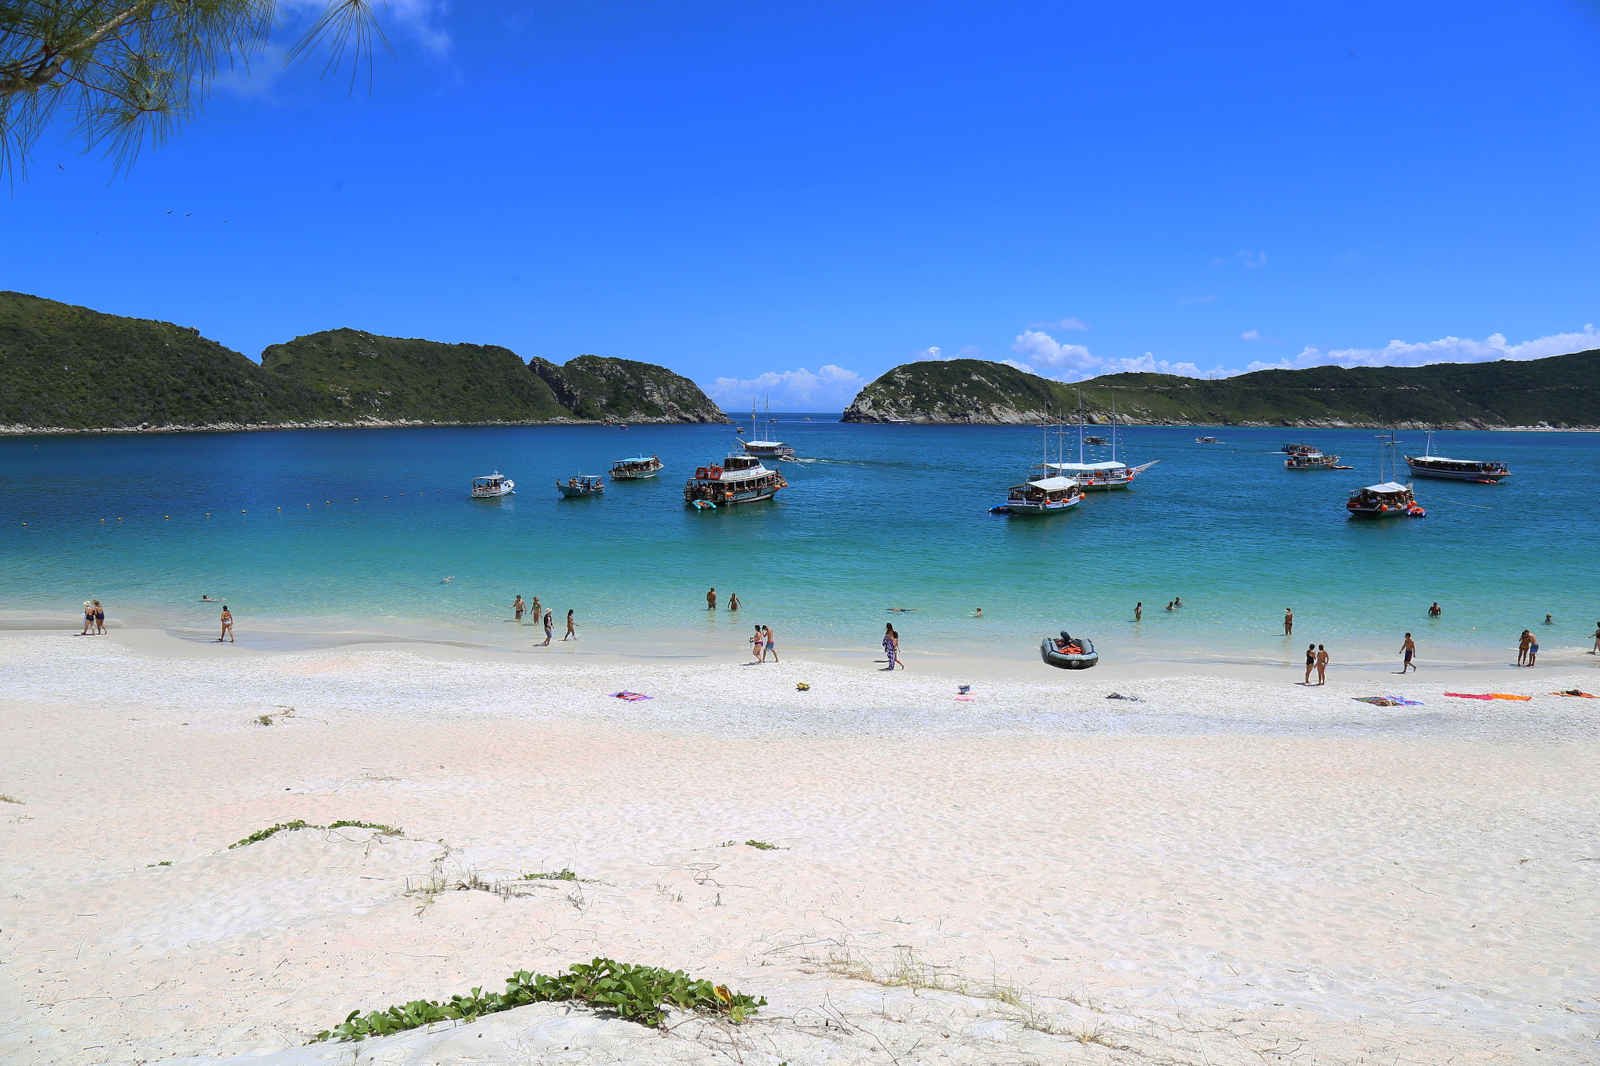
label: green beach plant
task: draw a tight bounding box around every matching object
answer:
[314,958,763,1041]
[227,819,402,849]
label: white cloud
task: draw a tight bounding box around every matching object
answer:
[1008,330,1218,381]
[706,364,867,411]
[1240,329,1261,341]
[912,345,946,361]
[1011,329,1099,374]
[1244,324,1599,374]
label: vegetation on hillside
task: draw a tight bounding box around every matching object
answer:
[0,292,727,430]
[842,352,1600,428]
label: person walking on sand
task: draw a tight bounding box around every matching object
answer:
[1303,642,1316,685]
[728,592,740,612]
[1134,601,1142,622]
[1400,632,1417,673]
[541,610,554,646]
[1284,607,1294,636]
[218,605,234,643]
[749,624,766,663]
[762,624,778,662]
[882,623,898,670]
[512,594,525,622]
[1517,629,1532,667]
[1592,621,1600,654]
[1315,644,1329,685]
[1527,632,1539,667]
[706,586,717,610]
[93,600,106,635]
[563,609,577,641]
[80,600,94,636]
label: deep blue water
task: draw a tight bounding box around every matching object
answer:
[2,420,1596,659]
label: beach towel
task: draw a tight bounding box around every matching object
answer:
[610,691,652,702]
[1443,692,1532,702]
[1354,695,1423,707]
[1552,689,1598,698]
[954,694,974,702]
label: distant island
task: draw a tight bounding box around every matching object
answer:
[841,353,1600,429]
[0,292,727,432]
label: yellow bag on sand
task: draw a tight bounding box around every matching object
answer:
[796,682,810,691]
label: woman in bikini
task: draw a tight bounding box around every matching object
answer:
[1303,643,1315,685]
[563,609,577,641]
[218,605,234,643]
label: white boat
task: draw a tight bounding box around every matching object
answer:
[684,453,787,508]
[739,400,796,460]
[1195,435,1219,444]
[470,471,515,499]
[610,455,663,480]
[556,474,605,499]
[1038,397,1158,490]
[1347,432,1425,518]
[1405,433,1510,482]
[1284,450,1342,470]
[995,474,1082,516]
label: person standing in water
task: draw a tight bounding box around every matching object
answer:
[512,594,525,622]
[530,596,541,625]
[563,609,577,641]
[1284,607,1294,636]
[541,610,554,646]
[1134,602,1142,622]
[728,592,740,612]
[1400,632,1417,673]
[706,587,717,610]
[1428,601,1442,617]
[1303,643,1316,685]
[218,605,234,643]
[1314,644,1329,685]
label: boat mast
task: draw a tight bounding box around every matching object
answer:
[1110,397,1118,463]
[1077,390,1085,464]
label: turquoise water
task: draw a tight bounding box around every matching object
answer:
[2,422,1596,660]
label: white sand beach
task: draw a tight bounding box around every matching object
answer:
[1,627,1596,1065]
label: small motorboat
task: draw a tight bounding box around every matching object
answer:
[470,471,515,499]
[1083,434,1108,446]
[1040,631,1098,670]
[557,474,605,499]
[1195,435,1219,444]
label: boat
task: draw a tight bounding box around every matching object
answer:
[1040,631,1098,670]
[1404,432,1511,483]
[610,455,663,480]
[1284,450,1341,470]
[992,422,1085,516]
[1083,434,1108,446]
[470,471,515,499]
[1035,397,1159,490]
[1195,435,1219,444]
[1347,432,1425,518]
[684,453,787,508]
[738,399,796,461]
[1282,442,1319,456]
[556,474,605,499]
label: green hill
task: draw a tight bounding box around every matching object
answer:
[0,291,316,429]
[0,293,726,431]
[529,355,728,423]
[841,352,1600,428]
[261,329,570,423]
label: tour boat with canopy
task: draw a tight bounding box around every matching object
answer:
[556,474,606,499]
[738,400,796,461]
[1038,398,1158,490]
[1284,450,1342,470]
[1404,433,1510,482]
[470,471,515,499]
[1347,432,1426,518]
[992,421,1086,515]
[610,455,663,480]
[684,453,787,508]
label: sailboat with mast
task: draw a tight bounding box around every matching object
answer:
[1037,396,1158,490]
[738,397,796,461]
[1347,431,1427,519]
[991,419,1084,516]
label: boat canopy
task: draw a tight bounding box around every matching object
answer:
[1025,476,1078,492]
[473,473,505,483]
[615,456,655,464]
[1364,481,1411,493]
[1044,460,1126,473]
[743,439,784,448]
[1413,454,1485,465]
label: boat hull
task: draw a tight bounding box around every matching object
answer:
[685,486,781,507]
[1404,462,1510,482]
[994,497,1081,516]
[1040,637,1098,669]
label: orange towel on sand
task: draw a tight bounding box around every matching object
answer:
[1444,692,1532,701]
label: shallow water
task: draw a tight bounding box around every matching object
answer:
[2,421,1595,661]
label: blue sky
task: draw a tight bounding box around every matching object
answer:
[5,0,1598,410]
